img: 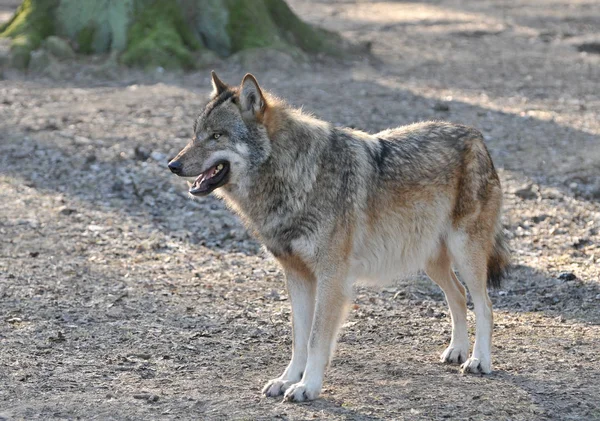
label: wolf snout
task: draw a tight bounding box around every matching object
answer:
[168,160,183,175]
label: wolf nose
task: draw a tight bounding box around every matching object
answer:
[168,160,183,174]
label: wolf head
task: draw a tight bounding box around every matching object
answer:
[168,71,272,196]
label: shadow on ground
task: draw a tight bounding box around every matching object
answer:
[1,77,599,324]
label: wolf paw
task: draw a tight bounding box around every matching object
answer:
[283,382,321,402]
[262,378,295,397]
[460,357,492,374]
[440,345,468,364]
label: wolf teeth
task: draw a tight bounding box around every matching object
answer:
[215,164,224,173]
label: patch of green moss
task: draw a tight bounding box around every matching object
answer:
[225,0,285,53]
[0,0,58,68]
[9,35,34,68]
[223,0,342,57]
[121,0,203,69]
[76,24,96,54]
[264,0,342,56]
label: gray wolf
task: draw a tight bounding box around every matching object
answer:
[168,72,510,402]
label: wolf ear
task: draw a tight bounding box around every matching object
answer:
[211,70,228,97]
[239,73,266,116]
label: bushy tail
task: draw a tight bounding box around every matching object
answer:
[487,226,510,289]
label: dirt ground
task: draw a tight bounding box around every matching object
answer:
[1,0,599,420]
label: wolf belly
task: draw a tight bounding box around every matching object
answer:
[351,194,454,285]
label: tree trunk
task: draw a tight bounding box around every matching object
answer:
[0,0,349,69]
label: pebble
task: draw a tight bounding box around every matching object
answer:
[432,101,450,112]
[111,181,124,192]
[558,272,577,281]
[150,151,166,162]
[58,206,77,215]
[74,136,92,145]
[134,146,151,161]
[514,184,538,200]
[6,317,22,323]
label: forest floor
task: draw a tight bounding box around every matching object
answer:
[1,0,599,420]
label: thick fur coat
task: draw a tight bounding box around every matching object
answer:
[168,72,510,402]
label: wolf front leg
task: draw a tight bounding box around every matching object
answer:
[263,269,316,397]
[283,271,352,402]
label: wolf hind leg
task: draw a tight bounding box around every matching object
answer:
[448,232,494,374]
[426,243,469,365]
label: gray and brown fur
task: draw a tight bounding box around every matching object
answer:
[169,72,510,402]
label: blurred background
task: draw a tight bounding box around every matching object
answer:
[0,0,599,419]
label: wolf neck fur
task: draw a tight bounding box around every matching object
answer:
[221,104,334,237]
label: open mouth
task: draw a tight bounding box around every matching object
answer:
[189,161,230,196]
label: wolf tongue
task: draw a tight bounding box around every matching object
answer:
[191,166,217,191]
[199,167,216,185]
[205,167,216,180]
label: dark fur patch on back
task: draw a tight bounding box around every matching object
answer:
[375,138,393,174]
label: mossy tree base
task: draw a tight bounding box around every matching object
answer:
[0,0,57,68]
[0,0,352,70]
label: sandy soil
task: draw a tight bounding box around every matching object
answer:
[1,0,599,419]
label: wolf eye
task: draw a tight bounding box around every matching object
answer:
[212,133,221,139]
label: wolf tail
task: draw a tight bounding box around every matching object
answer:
[487,221,510,289]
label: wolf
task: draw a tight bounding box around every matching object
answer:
[168,71,510,402]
